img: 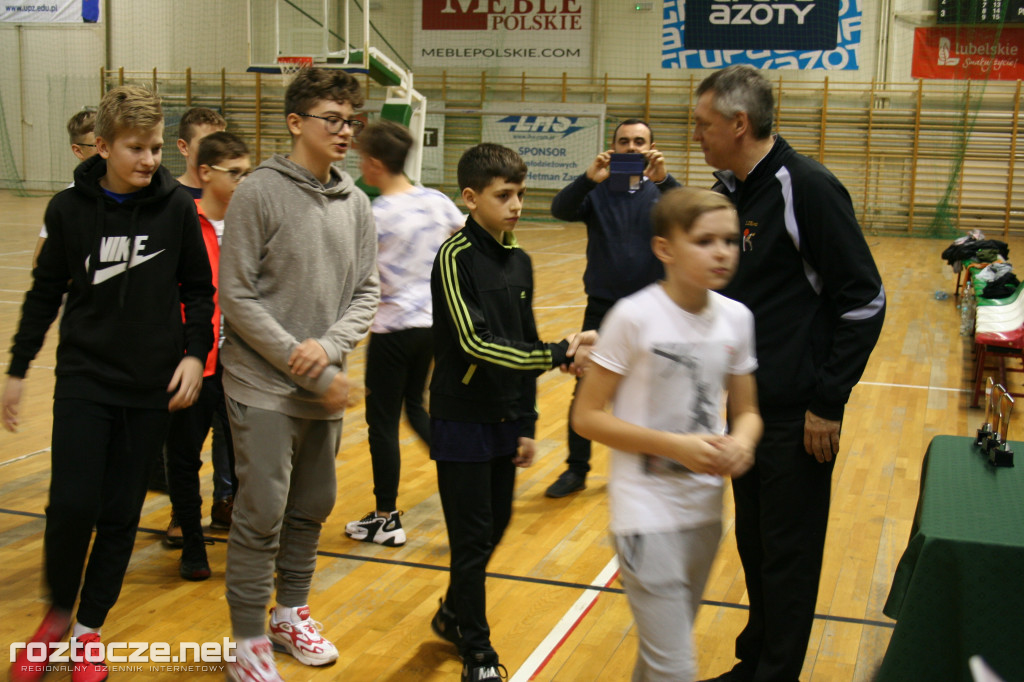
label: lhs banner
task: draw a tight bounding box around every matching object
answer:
[1,0,99,22]
[662,0,861,70]
[480,103,604,190]
[912,27,1024,80]
[414,0,590,69]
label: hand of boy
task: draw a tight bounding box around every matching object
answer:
[514,437,535,468]
[322,372,350,412]
[167,356,204,411]
[2,377,23,432]
[710,434,755,477]
[289,339,330,379]
[560,330,599,376]
[669,434,728,475]
[585,150,613,184]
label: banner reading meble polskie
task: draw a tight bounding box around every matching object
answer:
[414,0,591,69]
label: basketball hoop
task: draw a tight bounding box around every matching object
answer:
[276,56,314,87]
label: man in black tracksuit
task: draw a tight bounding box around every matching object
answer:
[693,66,886,682]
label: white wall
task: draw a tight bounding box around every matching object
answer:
[0,22,104,190]
[0,0,914,188]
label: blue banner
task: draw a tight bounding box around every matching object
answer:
[662,0,861,70]
[1,0,99,23]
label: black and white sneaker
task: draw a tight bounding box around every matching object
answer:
[430,598,463,650]
[344,510,406,546]
[462,651,507,682]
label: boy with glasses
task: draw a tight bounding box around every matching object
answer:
[220,67,379,682]
[164,131,250,581]
[32,109,99,268]
[161,106,230,541]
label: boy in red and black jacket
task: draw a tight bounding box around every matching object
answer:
[164,131,251,581]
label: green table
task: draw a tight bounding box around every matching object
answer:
[878,436,1024,682]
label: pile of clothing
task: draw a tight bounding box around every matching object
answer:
[942,230,1017,299]
[974,262,1020,299]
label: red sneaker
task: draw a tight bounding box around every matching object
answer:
[10,608,71,682]
[226,638,283,682]
[267,606,338,666]
[71,633,108,682]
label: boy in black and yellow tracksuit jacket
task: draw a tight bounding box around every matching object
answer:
[427,144,592,682]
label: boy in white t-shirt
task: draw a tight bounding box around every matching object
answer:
[344,120,464,547]
[572,186,763,682]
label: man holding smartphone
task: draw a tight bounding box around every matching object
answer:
[545,119,682,499]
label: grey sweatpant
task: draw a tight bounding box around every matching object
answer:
[224,397,343,638]
[615,523,722,682]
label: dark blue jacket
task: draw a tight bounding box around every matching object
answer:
[551,172,680,302]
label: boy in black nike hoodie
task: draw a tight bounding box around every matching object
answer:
[4,85,214,682]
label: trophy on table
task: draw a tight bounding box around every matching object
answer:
[976,377,995,446]
[989,389,1015,468]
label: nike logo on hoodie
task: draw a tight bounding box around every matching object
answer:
[87,235,166,285]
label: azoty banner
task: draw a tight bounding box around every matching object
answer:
[414,0,590,68]
[480,103,605,190]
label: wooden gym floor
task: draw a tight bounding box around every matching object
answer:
[0,189,1015,681]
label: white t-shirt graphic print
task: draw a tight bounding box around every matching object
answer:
[590,284,757,535]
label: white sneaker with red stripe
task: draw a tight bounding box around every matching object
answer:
[226,637,282,682]
[267,606,338,667]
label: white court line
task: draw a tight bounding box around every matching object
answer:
[534,305,586,310]
[510,556,620,682]
[0,250,34,257]
[859,381,968,393]
[0,447,50,468]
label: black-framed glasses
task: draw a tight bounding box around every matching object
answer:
[297,112,364,135]
[76,143,96,148]
[209,165,251,183]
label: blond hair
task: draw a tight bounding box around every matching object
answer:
[651,187,736,239]
[94,86,163,142]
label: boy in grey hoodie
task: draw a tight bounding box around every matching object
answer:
[219,67,379,682]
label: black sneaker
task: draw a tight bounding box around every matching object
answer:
[462,651,507,682]
[430,598,462,649]
[179,532,212,581]
[345,510,406,546]
[544,470,586,498]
